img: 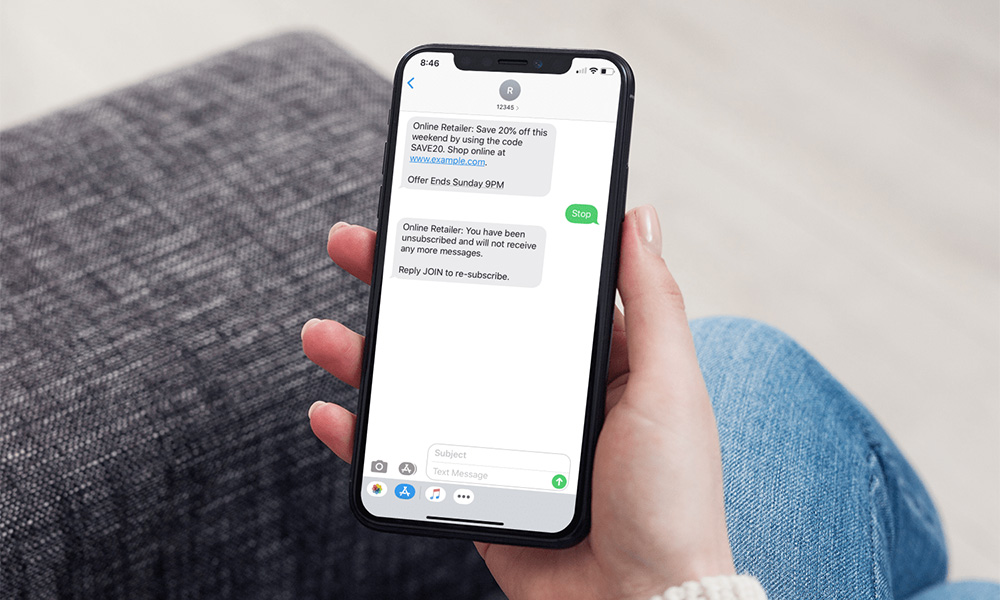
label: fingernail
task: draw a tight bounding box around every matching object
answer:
[328,222,349,243]
[308,401,326,418]
[301,318,322,340]
[635,205,662,256]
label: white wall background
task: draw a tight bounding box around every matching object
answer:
[2,0,997,580]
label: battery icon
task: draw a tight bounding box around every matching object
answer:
[600,67,616,75]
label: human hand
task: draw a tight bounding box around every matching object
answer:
[302,206,735,599]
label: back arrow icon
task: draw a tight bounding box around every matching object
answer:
[407,77,414,89]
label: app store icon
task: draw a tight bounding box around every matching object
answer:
[394,483,415,500]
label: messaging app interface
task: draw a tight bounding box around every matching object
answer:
[362,52,622,533]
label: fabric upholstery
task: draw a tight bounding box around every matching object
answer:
[0,31,501,600]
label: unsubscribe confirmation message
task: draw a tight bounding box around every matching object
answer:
[402,117,556,197]
[393,218,545,288]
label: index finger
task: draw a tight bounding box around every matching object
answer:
[328,222,377,285]
[308,400,356,464]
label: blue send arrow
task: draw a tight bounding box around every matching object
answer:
[407,77,414,89]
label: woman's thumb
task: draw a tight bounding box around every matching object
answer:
[617,206,699,383]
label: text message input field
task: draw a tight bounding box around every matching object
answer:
[427,444,571,491]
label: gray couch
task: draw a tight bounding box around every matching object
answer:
[0,32,501,599]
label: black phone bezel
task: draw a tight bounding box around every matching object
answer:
[349,44,634,548]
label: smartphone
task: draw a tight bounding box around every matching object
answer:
[350,44,634,547]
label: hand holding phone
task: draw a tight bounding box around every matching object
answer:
[303,206,736,598]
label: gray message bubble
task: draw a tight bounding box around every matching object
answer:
[401,117,556,197]
[392,218,546,288]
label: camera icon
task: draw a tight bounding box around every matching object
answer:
[370,460,388,474]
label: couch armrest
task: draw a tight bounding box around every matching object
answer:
[0,32,498,600]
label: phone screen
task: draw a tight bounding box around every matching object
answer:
[356,48,629,539]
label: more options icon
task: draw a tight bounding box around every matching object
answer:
[453,489,474,505]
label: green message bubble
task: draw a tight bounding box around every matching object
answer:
[565,204,599,225]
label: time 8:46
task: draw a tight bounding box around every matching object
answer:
[419,59,440,67]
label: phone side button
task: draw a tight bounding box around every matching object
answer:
[605,335,613,377]
[381,142,388,175]
[622,165,629,203]
[377,185,387,221]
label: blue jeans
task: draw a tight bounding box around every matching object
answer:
[691,317,998,599]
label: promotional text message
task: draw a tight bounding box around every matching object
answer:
[402,117,556,197]
[393,218,546,288]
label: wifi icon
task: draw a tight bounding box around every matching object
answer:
[589,67,599,74]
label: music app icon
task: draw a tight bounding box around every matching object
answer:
[425,486,446,502]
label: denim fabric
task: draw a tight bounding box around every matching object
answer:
[908,582,1000,600]
[692,317,997,599]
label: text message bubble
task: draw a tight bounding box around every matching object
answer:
[393,218,545,287]
[565,204,599,224]
[401,117,556,197]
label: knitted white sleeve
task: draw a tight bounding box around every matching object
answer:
[649,575,768,600]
